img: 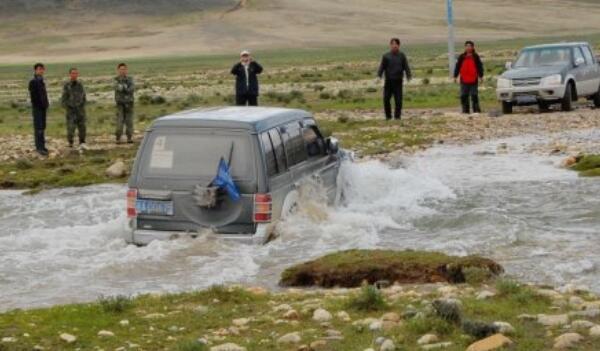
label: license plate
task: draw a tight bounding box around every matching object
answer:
[136,199,174,216]
[516,95,537,104]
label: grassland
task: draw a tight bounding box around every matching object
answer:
[2,34,600,191]
[1,250,600,350]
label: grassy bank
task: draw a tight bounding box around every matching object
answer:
[570,155,600,177]
[1,250,600,350]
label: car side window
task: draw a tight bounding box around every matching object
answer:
[260,132,278,177]
[269,128,287,172]
[574,47,585,65]
[281,122,308,167]
[582,46,595,65]
[302,125,325,158]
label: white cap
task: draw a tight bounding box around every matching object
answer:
[240,50,251,57]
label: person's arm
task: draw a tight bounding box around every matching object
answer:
[476,55,484,79]
[230,63,239,75]
[253,61,263,74]
[28,80,37,107]
[82,83,87,106]
[61,83,68,108]
[377,55,387,79]
[453,55,462,79]
[114,78,124,92]
[403,54,412,81]
[126,78,135,93]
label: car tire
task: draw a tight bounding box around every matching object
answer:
[561,83,574,112]
[538,101,550,113]
[502,101,513,115]
[593,87,600,108]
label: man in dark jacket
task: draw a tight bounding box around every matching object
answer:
[114,63,135,144]
[28,63,49,156]
[61,68,87,149]
[377,38,412,120]
[454,41,484,114]
[231,50,263,106]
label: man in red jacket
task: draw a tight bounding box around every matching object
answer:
[454,41,484,114]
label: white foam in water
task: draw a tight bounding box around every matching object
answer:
[1,131,599,310]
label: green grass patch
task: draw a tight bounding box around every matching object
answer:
[570,155,600,177]
[279,249,503,288]
[346,285,388,312]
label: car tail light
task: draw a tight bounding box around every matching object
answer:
[253,193,272,223]
[127,188,138,218]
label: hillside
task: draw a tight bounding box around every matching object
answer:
[1,0,600,63]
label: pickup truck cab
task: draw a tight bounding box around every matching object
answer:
[497,42,600,113]
[126,107,342,245]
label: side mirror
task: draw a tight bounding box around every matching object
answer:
[326,137,339,154]
[505,61,512,70]
[575,57,585,67]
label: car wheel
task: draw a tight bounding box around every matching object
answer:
[561,83,573,112]
[538,101,550,113]
[593,87,600,108]
[502,101,513,115]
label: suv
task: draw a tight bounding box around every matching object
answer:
[497,42,600,114]
[126,107,342,245]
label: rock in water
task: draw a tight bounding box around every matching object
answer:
[105,160,127,178]
[466,334,513,351]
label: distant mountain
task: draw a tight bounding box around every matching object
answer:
[0,0,236,14]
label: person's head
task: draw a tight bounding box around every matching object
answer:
[33,63,45,76]
[389,38,401,53]
[465,41,475,54]
[69,68,79,81]
[240,50,251,64]
[117,63,128,76]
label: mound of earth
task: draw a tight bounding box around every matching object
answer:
[280,249,503,288]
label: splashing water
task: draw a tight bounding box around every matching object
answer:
[1,132,600,310]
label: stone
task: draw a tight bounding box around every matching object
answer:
[381,312,400,322]
[232,318,250,327]
[312,308,332,322]
[281,309,298,320]
[97,330,114,337]
[466,334,513,351]
[105,160,127,178]
[553,332,583,349]
[210,343,247,351]
[422,342,453,350]
[245,286,268,295]
[368,320,383,331]
[569,309,600,318]
[417,333,439,345]
[432,299,462,323]
[462,320,499,339]
[277,332,301,344]
[119,319,129,326]
[492,321,515,335]
[59,333,77,343]
[380,339,396,351]
[537,289,562,299]
[589,325,600,337]
[273,304,293,312]
[476,290,496,300]
[375,336,386,345]
[143,313,166,319]
[336,311,351,321]
[194,305,209,314]
[517,314,537,321]
[310,340,328,350]
[571,320,595,329]
[1,337,17,343]
[561,156,577,168]
[537,314,569,326]
[569,296,585,306]
[382,320,401,331]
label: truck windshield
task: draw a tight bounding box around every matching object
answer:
[140,130,254,180]
[514,47,572,68]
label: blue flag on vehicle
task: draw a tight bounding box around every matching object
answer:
[212,157,241,202]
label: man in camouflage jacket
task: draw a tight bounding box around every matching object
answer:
[114,63,135,144]
[61,68,87,148]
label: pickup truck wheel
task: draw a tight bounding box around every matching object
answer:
[593,88,600,108]
[502,101,513,115]
[538,101,550,112]
[561,83,574,112]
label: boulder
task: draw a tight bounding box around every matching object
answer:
[422,342,453,350]
[589,325,600,337]
[466,334,513,351]
[277,332,301,344]
[313,308,332,322]
[283,309,299,320]
[492,321,515,335]
[571,320,594,329]
[232,318,250,327]
[336,311,351,321]
[553,332,583,349]
[210,343,247,351]
[97,330,114,337]
[417,334,439,345]
[105,160,127,178]
[537,314,569,327]
[381,312,401,322]
[59,333,77,343]
[380,339,395,351]
[476,290,496,300]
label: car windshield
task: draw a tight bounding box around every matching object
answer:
[140,130,254,180]
[514,47,572,68]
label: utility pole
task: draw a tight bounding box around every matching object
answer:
[447,0,456,78]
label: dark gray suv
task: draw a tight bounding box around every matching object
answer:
[126,107,342,245]
[497,42,600,113]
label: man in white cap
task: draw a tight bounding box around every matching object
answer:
[230,50,263,106]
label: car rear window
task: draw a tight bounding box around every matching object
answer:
[140,130,254,180]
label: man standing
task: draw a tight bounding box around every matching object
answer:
[454,41,484,114]
[377,38,412,120]
[61,68,87,149]
[114,63,135,144]
[231,50,263,106]
[28,63,49,156]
